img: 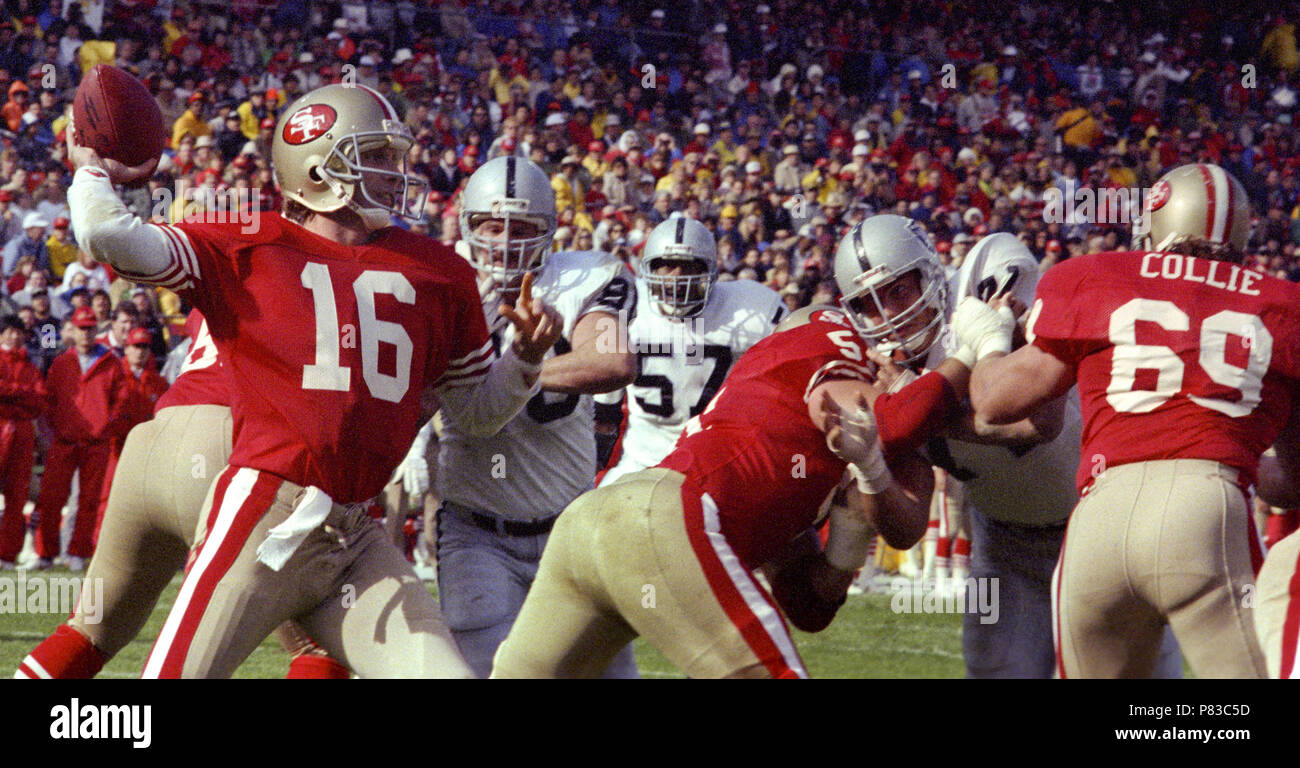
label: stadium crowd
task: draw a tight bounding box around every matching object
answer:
[2,0,1300,569]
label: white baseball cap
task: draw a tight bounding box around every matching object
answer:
[745,160,762,173]
[359,55,376,67]
[544,113,566,127]
[22,212,47,230]
[852,144,868,156]
[694,122,710,135]
[392,48,413,65]
[854,129,869,142]
[650,8,665,18]
[713,23,727,34]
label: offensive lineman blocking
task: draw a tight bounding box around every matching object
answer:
[961,163,1295,677]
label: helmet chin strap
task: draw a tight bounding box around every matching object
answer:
[321,172,391,231]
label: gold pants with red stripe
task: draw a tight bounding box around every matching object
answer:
[1053,459,1266,678]
[141,464,472,678]
[1254,528,1300,678]
[491,467,807,679]
[67,404,233,658]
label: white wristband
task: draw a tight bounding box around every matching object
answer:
[847,441,893,495]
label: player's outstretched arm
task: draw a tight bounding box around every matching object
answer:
[945,392,1067,447]
[65,119,173,280]
[967,345,1073,426]
[537,310,636,394]
[1258,400,1300,508]
[437,272,560,437]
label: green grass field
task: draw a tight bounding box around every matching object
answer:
[0,568,967,678]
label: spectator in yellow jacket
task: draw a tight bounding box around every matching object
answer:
[551,155,586,214]
[237,89,275,140]
[171,92,211,149]
[46,217,78,281]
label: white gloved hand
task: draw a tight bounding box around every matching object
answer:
[819,392,893,494]
[951,296,1015,364]
[393,422,435,497]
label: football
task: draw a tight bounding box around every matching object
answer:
[72,64,167,170]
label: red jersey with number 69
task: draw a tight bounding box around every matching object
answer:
[133,214,491,503]
[1028,251,1300,492]
[153,309,230,413]
[660,309,873,568]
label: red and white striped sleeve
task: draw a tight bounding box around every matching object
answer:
[433,337,494,388]
[68,167,203,293]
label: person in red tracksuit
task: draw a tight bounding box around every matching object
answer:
[92,326,168,547]
[0,316,46,568]
[29,306,130,571]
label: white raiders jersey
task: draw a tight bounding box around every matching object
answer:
[915,249,1081,527]
[598,278,786,486]
[438,249,635,520]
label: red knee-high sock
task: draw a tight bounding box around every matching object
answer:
[286,654,351,679]
[952,536,971,573]
[15,624,106,679]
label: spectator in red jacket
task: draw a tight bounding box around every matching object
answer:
[0,316,45,568]
[92,327,168,547]
[28,307,130,571]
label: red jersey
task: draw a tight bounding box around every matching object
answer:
[138,214,492,503]
[0,345,46,421]
[660,310,874,568]
[154,309,231,412]
[1029,251,1300,492]
[44,346,132,443]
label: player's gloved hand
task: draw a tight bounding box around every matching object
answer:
[64,117,160,185]
[394,423,433,497]
[499,271,563,365]
[818,390,893,494]
[951,296,1015,365]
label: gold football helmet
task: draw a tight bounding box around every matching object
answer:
[272,83,426,230]
[1139,163,1250,258]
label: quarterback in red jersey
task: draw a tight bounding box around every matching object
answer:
[960,163,1300,677]
[65,83,561,678]
[492,304,934,678]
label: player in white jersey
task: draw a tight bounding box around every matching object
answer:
[834,220,1182,677]
[433,156,639,678]
[596,216,786,487]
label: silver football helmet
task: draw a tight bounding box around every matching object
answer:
[459,156,558,291]
[639,216,718,318]
[833,214,948,366]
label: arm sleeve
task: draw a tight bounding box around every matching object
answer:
[431,271,543,437]
[874,371,961,462]
[67,167,205,293]
[435,345,543,438]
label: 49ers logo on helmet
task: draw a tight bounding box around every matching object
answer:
[1147,179,1172,212]
[282,104,338,145]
